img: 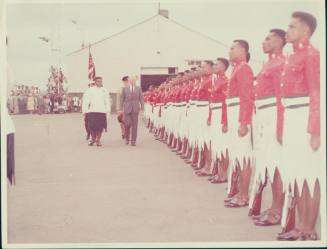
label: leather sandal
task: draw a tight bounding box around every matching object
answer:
[301,232,318,241]
[210,176,227,184]
[277,228,302,241]
[254,209,281,226]
[195,171,212,176]
[251,208,272,220]
[225,196,249,208]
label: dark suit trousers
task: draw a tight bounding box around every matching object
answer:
[124,111,139,143]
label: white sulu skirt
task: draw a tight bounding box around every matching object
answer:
[143,103,150,120]
[193,100,211,150]
[187,100,198,148]
[226,97,254,193]
[178,102,188,139]
[249,97,283,209]
[208,102,223,159]
[226,97,254,168]
[280,96,322,196]
[252,97,283,183]
[280,96,322,227]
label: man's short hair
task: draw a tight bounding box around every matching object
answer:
[95,76,102,80]
[233,39,250,62]
[292,11,317,35]
[216,57,230,70]
[191,67,197,71]
[270,29,287,46]
[204,60,214,66]
[234,39,249,52]
[122,76,129,81]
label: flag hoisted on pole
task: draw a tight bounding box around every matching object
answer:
[88,45,96,83]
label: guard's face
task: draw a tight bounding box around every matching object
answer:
[286,18,309,43]
[213,61,225,74]
[262,32,281,53]
[229,42,242,62]
[203,63,213,75]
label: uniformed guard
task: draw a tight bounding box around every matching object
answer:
[277,11,321,241]
[248,29,286,225]
[224,40,255,208]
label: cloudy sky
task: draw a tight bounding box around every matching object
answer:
[6,0,323,88]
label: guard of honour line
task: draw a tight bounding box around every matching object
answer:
[143,11,321,241]
[5,10,321,242]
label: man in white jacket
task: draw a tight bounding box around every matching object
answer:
[82,76,111,146]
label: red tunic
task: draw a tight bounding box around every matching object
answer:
[175,85,183,103]
[255,52,285,140]
[197,75,211,101]
[190,78,200,100]
[280,38,320,136]
[184,81,193,102]
[229,60,255,125]
[209,73,228,126]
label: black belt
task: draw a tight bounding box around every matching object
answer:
[189,103,196,106]
[227,102,240,107]
[211,106,222,110]
[196,104,209,107]
[258,103,276,110]
[285,103,309,109]
[256,96,275,100]
[282,95,308,99]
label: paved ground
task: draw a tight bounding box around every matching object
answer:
[8,113,287,243]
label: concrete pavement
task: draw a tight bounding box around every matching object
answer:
[7,113,287,243]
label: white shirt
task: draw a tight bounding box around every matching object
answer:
[82,86,111,114]
[130,84,134,92]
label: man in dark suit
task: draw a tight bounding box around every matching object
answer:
[120,75,144,146]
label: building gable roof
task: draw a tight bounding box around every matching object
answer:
[66,14,229,56]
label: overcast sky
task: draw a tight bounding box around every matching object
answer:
[6,0,323,88]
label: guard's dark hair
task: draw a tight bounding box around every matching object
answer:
[234,39,250,62]
[191,67,197,71]
[178,72,184,76]
[270,29,287,46]
[95,76,102,80]
[185,70,190,73]
[122,76,129,81]
[204,60,214,66]
[292,11,317,35]
[216,57,230,70]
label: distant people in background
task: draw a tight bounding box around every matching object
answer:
[44,95,51,113]
[37,94,45,114]
[13,93,19,114]
[62,97,67,111]
[78,97,82,112]
[67,95,73,112]
[27,92,35,114]
[73,96,79,112]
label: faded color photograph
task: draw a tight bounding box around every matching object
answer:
[1,0,326,248]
